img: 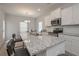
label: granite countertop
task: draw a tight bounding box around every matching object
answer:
[20,32,65,56]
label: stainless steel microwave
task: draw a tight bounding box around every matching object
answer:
[51,18,61,26]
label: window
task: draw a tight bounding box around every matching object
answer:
[38,22,43,32]
[20,22,27,33]
[20,20,30,33]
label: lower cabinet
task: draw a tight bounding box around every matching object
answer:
[46,42,65,56]
[71,37,79,55]
[61,34,79,56]
[62,35,72,53]
[65,39,72,53]
[36,41,65,56]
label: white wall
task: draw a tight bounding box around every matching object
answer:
[0,10,7,56]
[0,10,5,46]
[5,14,36,40]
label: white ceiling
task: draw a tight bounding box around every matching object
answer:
[0,3,76,18]
[0,3,55,18]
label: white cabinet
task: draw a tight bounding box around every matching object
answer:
[60,35,72,52]
[50,12,54,20]
[72,4,79,24]
[44,8,61,26]
[54,8,61,19]
[61,4,79,25]
[44,15,51,26]
[60,34,79,55]
[51,8,61,20]
[71,37,79,55]
[46,42,65,56]
[61,7,73,25]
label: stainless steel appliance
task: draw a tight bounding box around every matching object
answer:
[51,18,61,26]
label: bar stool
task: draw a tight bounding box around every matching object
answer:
[12,33,24,49]
[7,39,15,56]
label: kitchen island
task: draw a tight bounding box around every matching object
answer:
[20,32,65,56]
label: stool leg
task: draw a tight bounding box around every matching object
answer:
[23,42,24,48]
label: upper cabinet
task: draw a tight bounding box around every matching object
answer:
[51,8,61,20]
[44,15,51,26]
[72,4,79,24]
[61,4,79,25]
[45,8,61,27]
[45,4,79,26]
[61,7,73,25]
[54,8,61,19]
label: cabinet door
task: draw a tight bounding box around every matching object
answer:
[50,12,54,21]
[72,4,79,24]
[46,42,65,56]
[63,35,72,52]
[61,7,73,25]
[51,8,61,20]
[71,37,79,55]
[44,16,48,26]
[45,15,51,26]
[54,8,61,19]
[59,35,71,52]
[60,34,79,55]
[48,15,51,26]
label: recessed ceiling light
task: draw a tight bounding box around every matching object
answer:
[24,20,30,23]
[37,8,41,11]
